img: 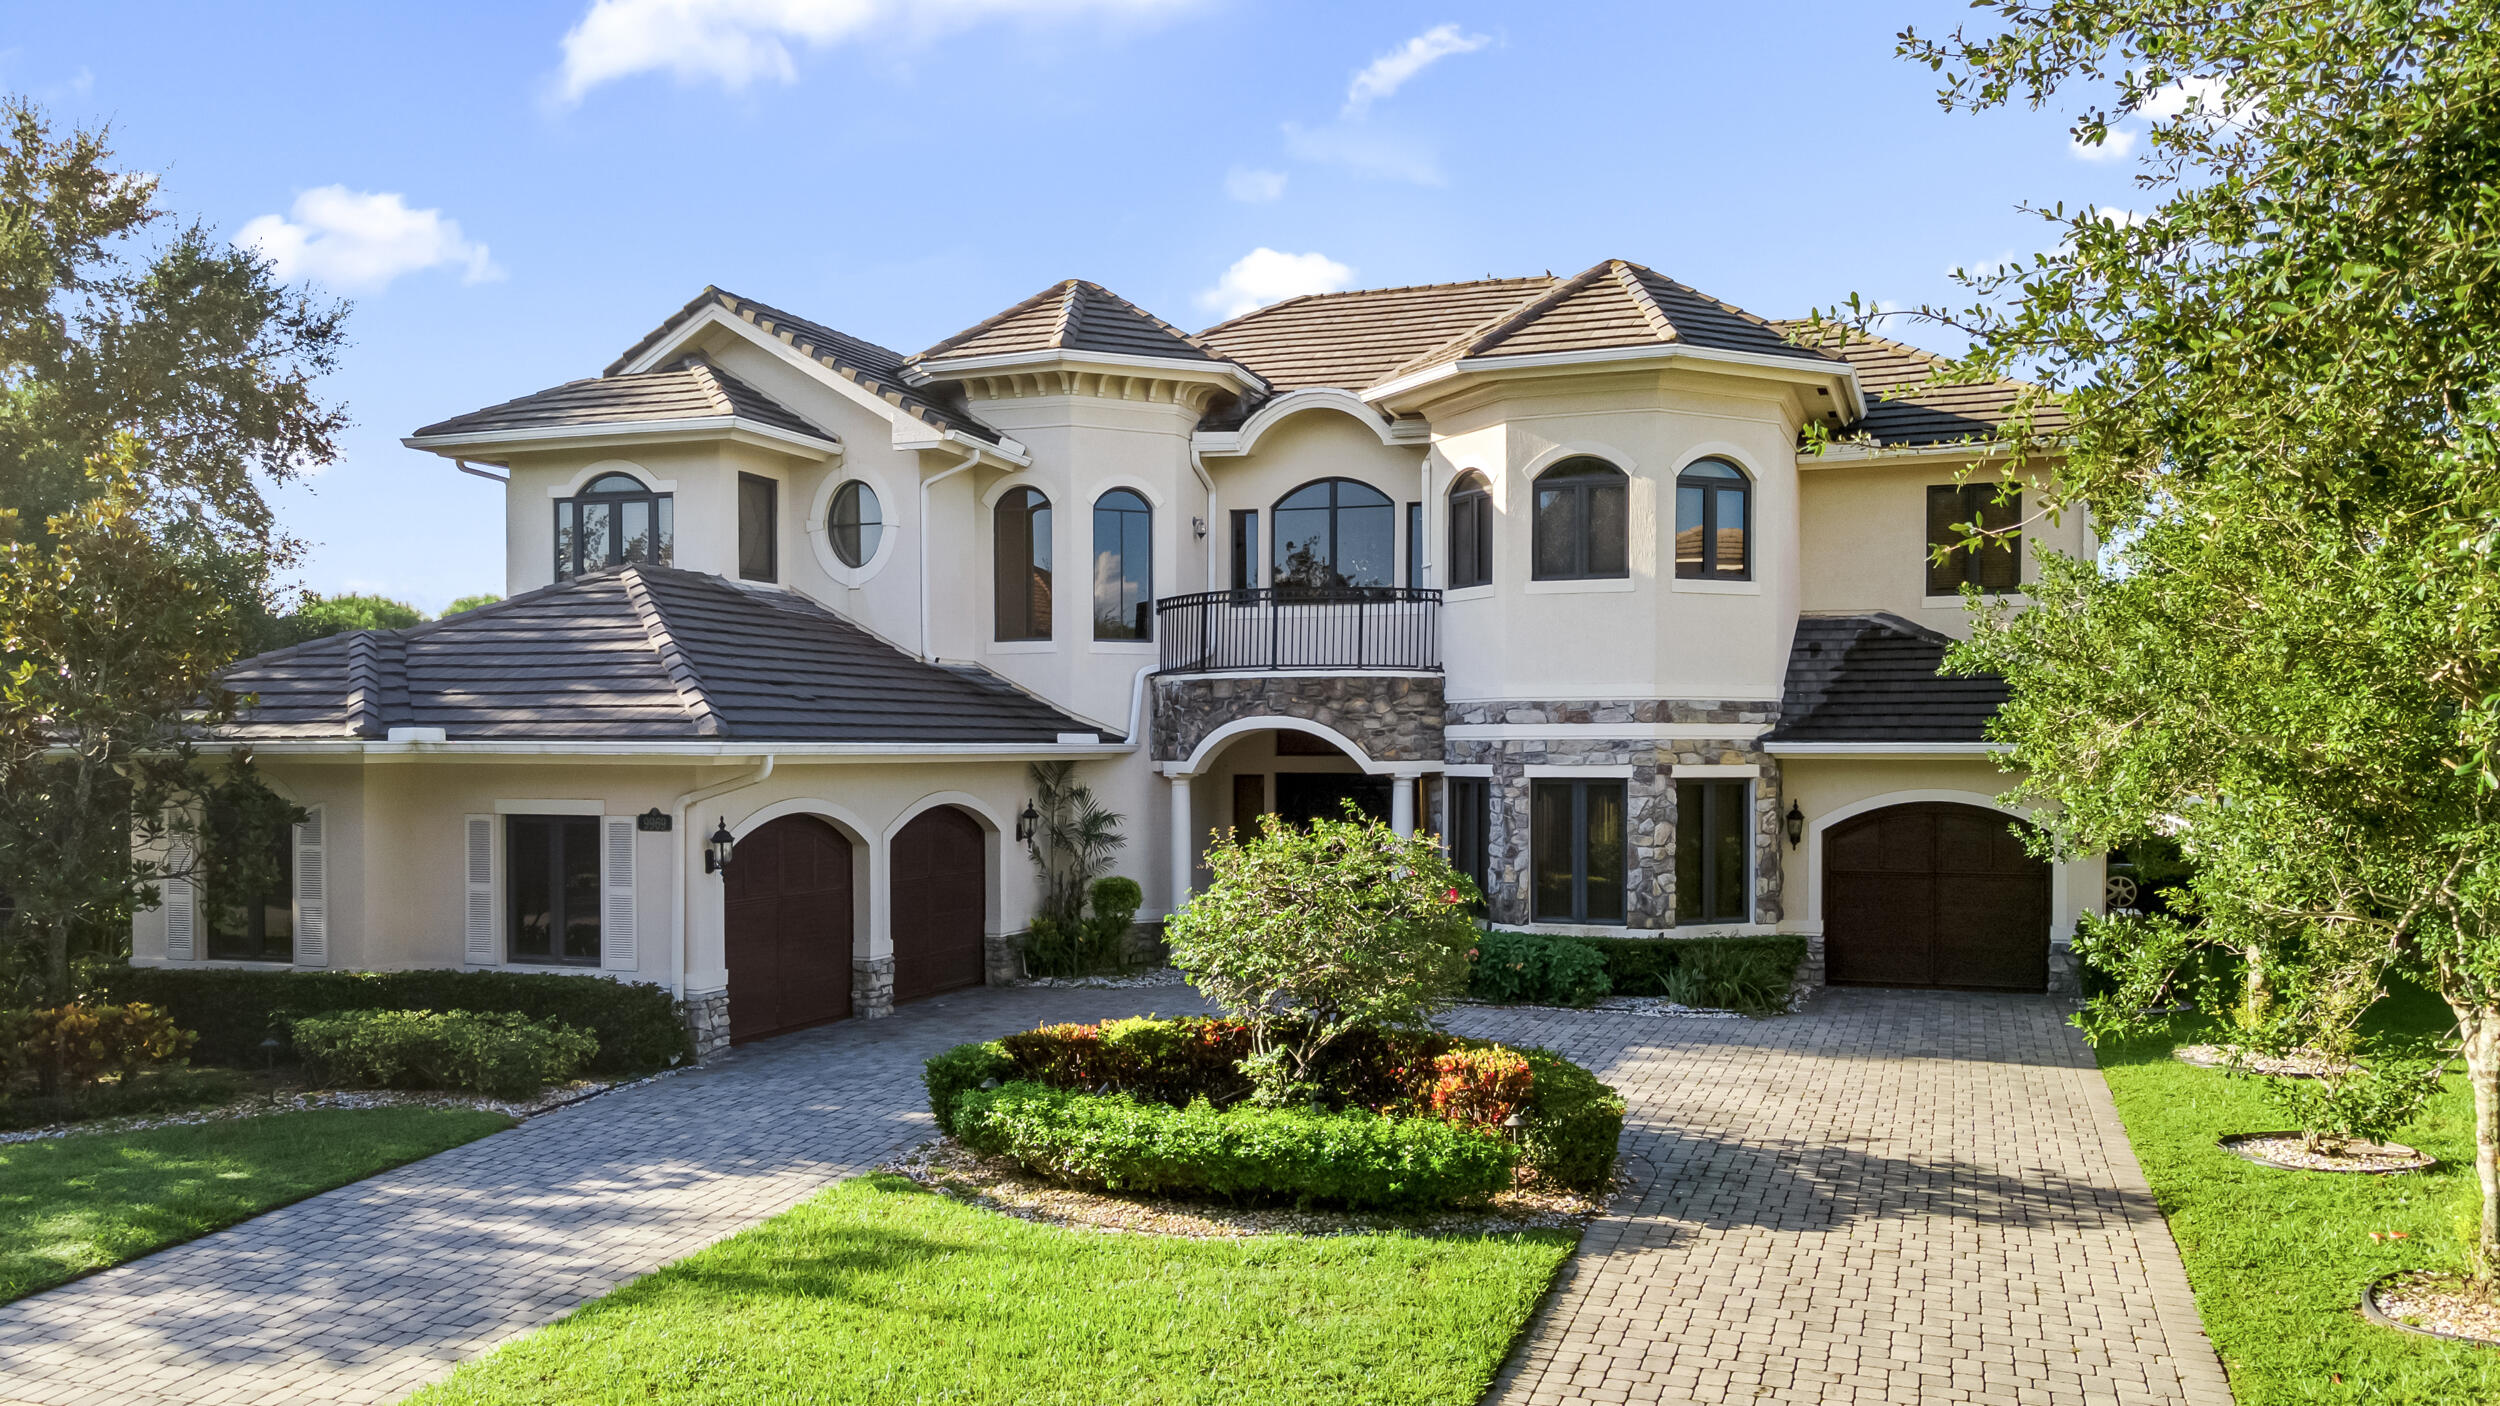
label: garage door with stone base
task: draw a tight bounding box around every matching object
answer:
[1824,802,2049,992]
[724,815,854,1043]
[892,806,986,1002]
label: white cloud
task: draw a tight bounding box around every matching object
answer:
[2137,74,2231,122]
[1224,166,1287,203]
[2069,122,2138,163]
[1282,121,1443,185]
[238,188,501,293]
[1196,248,1355,319]
[1950,251,2024,281]
[555,0,1194,101]
[1342,22,1490,116]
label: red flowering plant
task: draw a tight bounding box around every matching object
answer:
[1422,1047,1536,1130]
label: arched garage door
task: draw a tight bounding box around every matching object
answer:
[1824,802,2049,992]
[724,815,854,1043]
[892,806,987,1002]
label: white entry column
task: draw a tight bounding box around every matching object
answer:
[1390,773,1418,838]
[1168,773,1194,908]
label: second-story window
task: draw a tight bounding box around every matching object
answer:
[1273,477,1393,590]
[995,486,1053,640]
[1927,483,2022,594]
[1447,472,1492,588]
[1675,459,1752,580]
[1093,488,1152,640]
[828,480,882,568]
[1532,458,1629,580]
[738,474,778,582]
[555,472,673,581]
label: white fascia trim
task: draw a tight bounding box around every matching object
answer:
[1192,387,1415,459]
[1523,763,1638,779]
[906,348,1267,394]
[1445,723,1770,742]
[1805,439,2021,465]
[1763,741,2005,757]
[1156,669,1443,683]
[1670,763,1761,779]
[403,417,838,461]
[1365,342,1866,420]
[205,739,1134,762]
[892,430,1033,468]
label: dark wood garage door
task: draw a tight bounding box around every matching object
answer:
[1824,802,2050,992]
[724,815,853,1043]
[892,806,986,1003]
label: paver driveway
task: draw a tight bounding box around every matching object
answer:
[0,985,2226,1406]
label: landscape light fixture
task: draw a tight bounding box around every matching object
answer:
[1785,801,1805,848]
[704,818,736,875]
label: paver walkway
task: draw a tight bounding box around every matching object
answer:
[1449,990,2232,1406]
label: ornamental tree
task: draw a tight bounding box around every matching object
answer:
[1163,806,1479,1105]
[1839,0,2500,1279]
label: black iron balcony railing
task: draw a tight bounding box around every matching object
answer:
[1155,586,1442,674]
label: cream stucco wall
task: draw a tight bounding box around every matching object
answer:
[1202,409,1429,592]
[1797,454,2087,638]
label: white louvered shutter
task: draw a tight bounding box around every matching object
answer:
[601,815,637,970]
[292,808,327,967]
[162,840,196,961]
[465,815,498,965]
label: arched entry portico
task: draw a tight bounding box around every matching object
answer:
[1160,716,1431,903]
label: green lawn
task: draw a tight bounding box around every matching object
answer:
[2098,984,2500,1404]
[0,1106,511,1303]
[408,1174,1575,1406]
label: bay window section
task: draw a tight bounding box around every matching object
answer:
[1531,778,1626,924]
[1532,458,1629,580]
[1675,459,1752,580]
[507,815,601,966]
[555,473,672,581]
[1675,780,1751,924]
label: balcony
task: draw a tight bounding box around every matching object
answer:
[1155,586,1442,674]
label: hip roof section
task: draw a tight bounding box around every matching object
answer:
[408,356,828,444]
[1767,613,2011,744]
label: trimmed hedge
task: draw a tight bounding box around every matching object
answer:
[97,967,691,1074]
[291,1009,599,1099]
[953,1082,1516,1210]
[1470,933,1804,1015]
[1466,929,1612,1007]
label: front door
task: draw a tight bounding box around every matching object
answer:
[891,806,986,1002]
[1823,802,2050,991]
[723,815,854,1042]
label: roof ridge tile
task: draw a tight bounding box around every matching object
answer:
[621,566,728,738]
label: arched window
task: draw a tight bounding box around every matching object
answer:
[1092,488,1153,640]
[994,487,1053,641]
[555,472,673,581]
[1271,478,1394,590]
[1446,471,1492,589]
[828,480,882,569]
[1675,459,1751,580]
[1531,457,1628,580]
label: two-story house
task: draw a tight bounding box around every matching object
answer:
[133,259,2100,1054]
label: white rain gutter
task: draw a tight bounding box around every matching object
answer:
[670,753,775,999]
[919,447,983,662]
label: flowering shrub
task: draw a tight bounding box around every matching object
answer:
[1422,1047,1536,1130]
[2,1002,193,1094]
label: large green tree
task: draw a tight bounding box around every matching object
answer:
[0,98,346,1000]
[1852,0,2500,1277]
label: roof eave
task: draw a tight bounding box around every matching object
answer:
[195,737,1134,762]
[1760,741,2005,757]
[903,347,1268,395]
[401,417,840,464]
[1363,342,1865,418]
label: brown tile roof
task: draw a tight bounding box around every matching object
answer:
[605,287,1003,444]
[1768,613,2008,743]
[410,356,828,444]
[217,566,1106,744]
[912,280,1222,366]
[1388,260,1838,381]
[1774,321,2068,447]
[1196,276,1558,393]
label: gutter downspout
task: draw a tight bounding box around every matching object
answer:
[1187,442,1219,590]
[919,448,983,663]
[670,753,775,1001]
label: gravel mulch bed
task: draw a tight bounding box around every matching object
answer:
[2175,1043,2357,1078]
[2366,1272,2500,1346]
[0,1067,688,1146]
[2218,1131,2436,1174]
[881,1136,1607,1239]
[1027,967,1192,990]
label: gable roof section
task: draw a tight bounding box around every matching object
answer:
[408,357,829,444]
[1388,260,1838,382]
[1775,322,2069,447]
[1196,276,1559,393]
[217,566,1107,745]
[606,287,1003,445]
[912,279,1221,365]
[1766,613,2010,744]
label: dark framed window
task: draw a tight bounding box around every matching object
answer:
[1229,509,1259,591]
[1675,459,1752,580]
[995,486,1053,640]
[1447,472,1492,588]
[1093,488,1153,640]
[1675,780,1751,924]
[1532,458,1629,580]
[1531,779,1626,924]
[555,472,673,581]
[508,815,600,966]
[1927,484,2022,594]
[206,821,293,963]
[1405,502,1423,589]
[1272,477,1394,589]
[737,474,778,581]
[828,480,882,569]
[1446,777,1490,907]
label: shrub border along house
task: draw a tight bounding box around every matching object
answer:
[1468,930,1806,1013]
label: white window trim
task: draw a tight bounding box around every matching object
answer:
[1672,577,1762,596]
[989,640,1056,655]
[494,799,605,815]
[1521,575,1637,595]
[1523,763,1638,779]
[1925,592,2028,609]
[546,459,675,498]
[1441,763,1495,778]
[1443,583,1496,603]
[810,468,898,587]
[1671,763,1761,779]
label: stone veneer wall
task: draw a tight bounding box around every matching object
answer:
[684,988,730,1060]
[1444,699,1785,932]
[852,955,895,1019]
[1153,673,1443,765]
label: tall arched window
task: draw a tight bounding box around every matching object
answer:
[1272,478,1394,590]
[1675,459,1751,580]
[555,472,673,581]
[1092,488,1153,640]
[1531,458,1628,580]
[994,487,1053,641]
[1446,471,1492,589]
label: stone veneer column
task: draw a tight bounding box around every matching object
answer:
[852,956,894,1019]
[682,989,730,1060]
[983,929,1028,987]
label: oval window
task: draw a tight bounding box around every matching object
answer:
[829,480,883,568]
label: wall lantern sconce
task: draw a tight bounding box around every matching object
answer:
[1191,516,1208,539]
[1015,800,1040,843]
[704,818,736,875]
[1784,801,1805,849]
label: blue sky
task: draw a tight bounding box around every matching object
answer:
[3,1,2143,612]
